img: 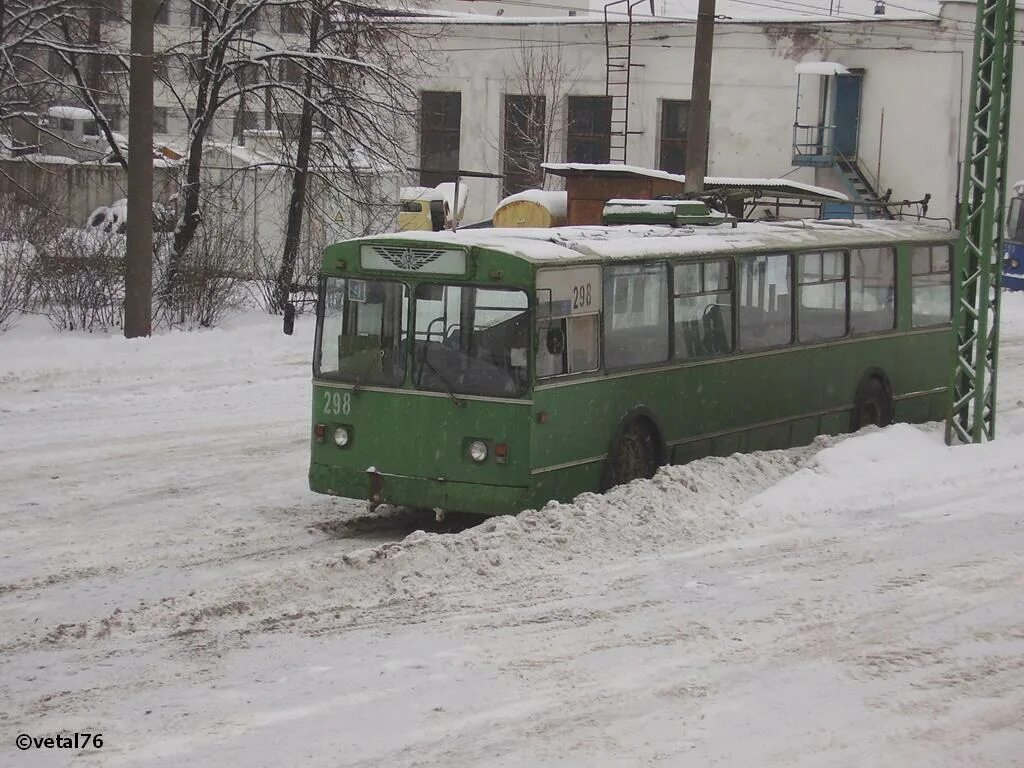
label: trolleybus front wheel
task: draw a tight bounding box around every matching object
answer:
[603,420,659,490]
[852,375,894,431]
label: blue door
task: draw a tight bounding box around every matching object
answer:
[834,73,863,157]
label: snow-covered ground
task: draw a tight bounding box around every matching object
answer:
[2,297,1024,767]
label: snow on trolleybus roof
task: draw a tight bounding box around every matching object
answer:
[359,218,956,266]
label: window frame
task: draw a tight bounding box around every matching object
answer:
[670,257,735,359]
[603,261,670,371]
[796,250,850,343]
[1007,197,1024,243]
[567,95,611,165]
[281,5,304,33]
[658,99,689,174]
[536,313,601,380]
[737,252,795,352]
[419,91,462,188]
[155,0,170,25]
[849,245,897,336]
[910,244,953,328]
[313,276,411,386]
[152,106,169,134]
[411,283,533,398]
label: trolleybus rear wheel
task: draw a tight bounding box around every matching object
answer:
[605,420,658,490]
[853,376,893,430]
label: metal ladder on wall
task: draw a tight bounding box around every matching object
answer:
[604,0,650,164]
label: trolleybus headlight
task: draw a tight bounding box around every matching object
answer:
[1012,258,1021,269]
[333,426,351,448]
[468,440,488,463]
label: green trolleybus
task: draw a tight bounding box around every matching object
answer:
[309,209,955,516]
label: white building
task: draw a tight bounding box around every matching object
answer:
[10,0,1024,239]
[398,0,1024,225]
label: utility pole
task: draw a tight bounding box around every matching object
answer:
[946,0,1015,443]
[125,0,154,338]
[684,0,715,194]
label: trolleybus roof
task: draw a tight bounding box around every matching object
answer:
[357,218,955,266]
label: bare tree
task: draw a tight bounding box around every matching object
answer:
[273,0,421,311]
[498,36,581,197]
[6,0,425,318]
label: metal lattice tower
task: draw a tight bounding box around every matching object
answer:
[947,0,1016,444]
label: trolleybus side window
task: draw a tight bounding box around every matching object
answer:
[738,253,792,350]
[910,245,952,328]
[672,259,733,358]
[412,284,530,397]
[603,263,669,369]
[849,246,896,334]
[798,250,848,342]
[537,314,600,377]
[1008,196,1024,242]
[536,267,601,378]
[316,277,408,386]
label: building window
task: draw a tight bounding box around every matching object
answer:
[850,247,895,334]
[738,253,792,350]
[97,104,123,132]
[279,59,303,85]
[659,100,689,173]
[798,251,848,342]
[281,6,304,33]
[102,0,123,22]
[911,245,952,327]
[673,259,733,358]
[189,2,204,26]
[236,62,261,86]
[503,94,545,197]
[277,112,302,138]
[567,96,610,164]
[419,91,461,188]
[153,106,169,134]
[155,0,170,25]
[47,50,67,77]
[153,54,169,80]
[240,4,259,32]
[604,263,669,368]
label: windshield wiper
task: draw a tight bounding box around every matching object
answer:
[351,350,383,395]
[421,354,466,409]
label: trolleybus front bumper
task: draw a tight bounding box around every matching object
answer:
[309,462,531,516]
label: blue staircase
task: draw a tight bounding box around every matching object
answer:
[792,124,894,219]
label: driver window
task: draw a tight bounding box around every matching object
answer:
[672,259,734,358]
[537,314,600,378]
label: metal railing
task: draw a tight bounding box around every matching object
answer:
[792,123,837,165]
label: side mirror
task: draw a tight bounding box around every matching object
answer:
[283,302,296,336]
[545,326,565,355]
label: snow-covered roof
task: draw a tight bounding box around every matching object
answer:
[542,163,849,201]
[794,61,851,76]
[47,105,95,121]
[359,218,953,265]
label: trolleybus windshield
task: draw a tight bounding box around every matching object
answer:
[315,277,407,387]
[316,277,530,398]
[411,284,530,399]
